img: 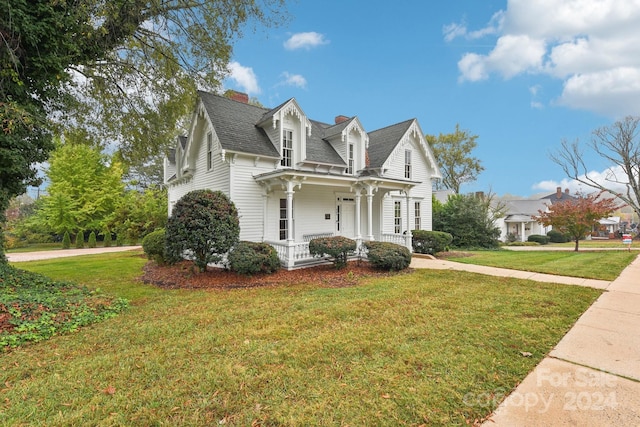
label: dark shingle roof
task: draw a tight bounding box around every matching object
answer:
[198,91,280,158]
[367,119,414,168]
[306,120,347,165]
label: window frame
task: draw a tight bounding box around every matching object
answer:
[281,129,293,167]
[279,198,288,240]
[404,149,412,179]
[206,132,213,171]
[394,201,402,234]
[414,201,421,230]
[347,143,354,175]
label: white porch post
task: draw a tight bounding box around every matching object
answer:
[404,189,413,250]
[285,180,295,268]
[354,189,362,248]
[520,222,526,242]
[366,185,374,241]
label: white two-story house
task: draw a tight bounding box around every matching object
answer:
[164,91,441,268]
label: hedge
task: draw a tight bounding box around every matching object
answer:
[365,241,411,271]
[412,230,453,254]
[228,241,280,276]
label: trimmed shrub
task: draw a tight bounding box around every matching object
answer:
[142,228,167,265]
[365,241,411,271]
[229,241,280,276]
[547,229,570,243]
[87,231,97,248]
[115,234,124,246]
[75,231,84,249]
[62,231,71,249]
[412,230,453,254]
[166,190,240,272]
[527,234,549,245]
[309,236,357,269]
[103,232,112,247]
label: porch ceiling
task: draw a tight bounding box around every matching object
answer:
[253,169,420,191]
[504,214,535,222]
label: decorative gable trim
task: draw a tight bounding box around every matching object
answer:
[383,120,441,178]
[342,118,369,148]
[273,99,312,136]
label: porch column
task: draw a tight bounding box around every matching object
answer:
[354,189,362,249]
[285,180,296,268]
[366,185,374,241]
[404,190,413,250]
[520,222,526,242]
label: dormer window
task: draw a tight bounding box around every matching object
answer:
[404,149,412,179]
[347,143,354,174]
[281,129,293,167]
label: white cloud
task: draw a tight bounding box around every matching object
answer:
[453,0,640,117]
[532,165,631,194]
[280,72,307,89]
[227,61,260,94]
[284,32,329,50]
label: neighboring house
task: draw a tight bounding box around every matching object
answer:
[595,217,621,238]
[495,199,551,242]
[164,91,442,268]
[540,187,577,204]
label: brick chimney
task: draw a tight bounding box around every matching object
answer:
[556,186,562,199]
[565,188,570,195]
[335,115,349,124]
[230,91,249,103]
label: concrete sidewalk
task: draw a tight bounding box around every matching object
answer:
[411,254,640,426]
[6,246,142,262]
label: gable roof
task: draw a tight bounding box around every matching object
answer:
[198,91,280,158]
[367,119,415,168]
[306,120,347,166]
[540,188,578,204]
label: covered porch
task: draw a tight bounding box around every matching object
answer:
[254,170,418,268]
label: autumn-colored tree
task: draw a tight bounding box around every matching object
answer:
[535,193,621,251]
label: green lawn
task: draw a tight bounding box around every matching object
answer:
[0,252,603,426]
[445,250,637,281]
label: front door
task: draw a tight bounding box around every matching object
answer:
[337,198,355,237]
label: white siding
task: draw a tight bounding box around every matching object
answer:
[230,157,274,241]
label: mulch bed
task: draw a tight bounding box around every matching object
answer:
[141,260,409,290]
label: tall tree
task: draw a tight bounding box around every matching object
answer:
[35,140,125,236]
[426,124,484,194]
[0,0,286,260]
[535,193,621,251]
[552,116,640,223]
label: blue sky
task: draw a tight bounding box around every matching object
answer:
[223,0,640,197]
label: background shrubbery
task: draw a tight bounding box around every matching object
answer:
[547,229,570,243]
[527,234,549,245]
[142,228,167,265]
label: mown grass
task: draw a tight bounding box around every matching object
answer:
[446,250,637,281]
[1,252,603,426]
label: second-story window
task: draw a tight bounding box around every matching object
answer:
[347,143,354,174]
[404,149,412,179]
[281,129,293,167]
[206,132,213,171]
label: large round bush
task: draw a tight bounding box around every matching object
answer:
[229,241,280,276]
[166,190,239,272]
[365,241,411,271]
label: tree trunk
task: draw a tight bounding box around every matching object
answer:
[574,238,580,252]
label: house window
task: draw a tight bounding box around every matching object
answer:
[394,201,402,234]
[336,204,340,231]
[414,201,421,230]
[206,132,213,171]
[279,198,288,240]
[347,143,354,175]
[281,129,293,167]
[404,150,412,179]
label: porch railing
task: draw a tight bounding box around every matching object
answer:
[266,240,317,267]
[380,233,406,246]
